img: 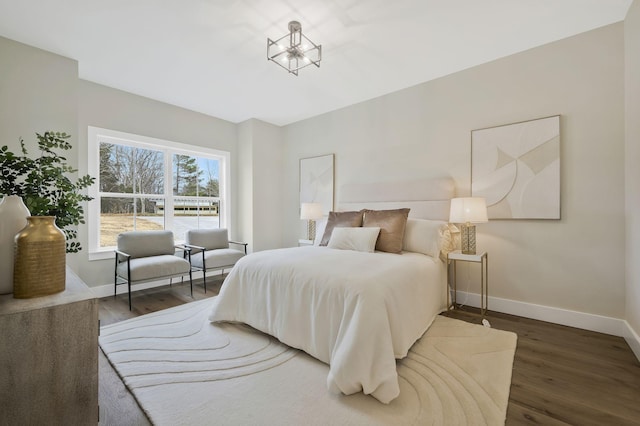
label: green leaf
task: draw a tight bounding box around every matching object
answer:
[1,131,94,253]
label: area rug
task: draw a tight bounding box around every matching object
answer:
[99,298,517,425]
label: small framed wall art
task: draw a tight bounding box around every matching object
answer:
[299,154,334,215]
[471,115,560,219]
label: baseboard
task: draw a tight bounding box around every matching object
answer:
[623,321,640,361]
[454,290,626,337]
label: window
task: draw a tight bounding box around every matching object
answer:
[88,127,230,260]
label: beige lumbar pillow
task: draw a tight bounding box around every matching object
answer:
[327,227,381,253]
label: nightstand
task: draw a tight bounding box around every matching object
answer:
[447,250,488,319]
[298,239,313,247]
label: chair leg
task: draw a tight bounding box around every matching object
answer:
[202,258,207,293]
[189,270,193,298]
[114,257,118,299]
[128,281,132,311]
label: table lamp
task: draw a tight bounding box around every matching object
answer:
[449,197,488,254]
[300,203,323,241]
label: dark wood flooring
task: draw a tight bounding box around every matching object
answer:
[442,310,640,425]
[99,278,640,425]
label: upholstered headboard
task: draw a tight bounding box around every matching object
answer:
[337,177,455,221]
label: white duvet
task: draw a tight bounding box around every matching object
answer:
[208,246,445,403]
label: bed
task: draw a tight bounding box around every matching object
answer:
[209,178,457,403]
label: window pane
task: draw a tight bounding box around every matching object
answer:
[136,198,166,233]
[135,146,164,195]
[100,197,164,247]
[172,198,219,241]
[99,142,164,194]
[199,157,220,197]
[100,143,134,193]
[173,154,200,196]
[173,155,220,197]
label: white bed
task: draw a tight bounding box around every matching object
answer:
[209,245,445,403]
[209,178,456,403]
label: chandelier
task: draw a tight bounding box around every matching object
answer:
[267,21,322,76]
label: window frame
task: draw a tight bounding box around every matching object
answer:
[87,126,231,261]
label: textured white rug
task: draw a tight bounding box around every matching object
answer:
[100,298,517,426]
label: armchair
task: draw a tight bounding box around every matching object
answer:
[184,228,247,292]
[114,230,193,310]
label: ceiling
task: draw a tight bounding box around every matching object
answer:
[0,0,632,126]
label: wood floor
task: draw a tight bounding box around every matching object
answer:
[442,309,640,425]
[99,278,640,425]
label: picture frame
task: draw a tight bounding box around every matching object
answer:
[299,154,334,215]
[471,115,560,220]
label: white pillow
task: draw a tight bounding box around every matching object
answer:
[327,227,380,253]
[402,218,452,258]
[313,217,328,246]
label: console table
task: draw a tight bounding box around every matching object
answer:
[0,267,98,425]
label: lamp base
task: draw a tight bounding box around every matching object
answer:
[460,223,477,255]
[306,220,316,241]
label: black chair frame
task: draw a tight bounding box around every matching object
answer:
[114,245,193,310]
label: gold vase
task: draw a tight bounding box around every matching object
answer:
[13,216,66,298]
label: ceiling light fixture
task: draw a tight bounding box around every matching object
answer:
[267,21,322,76]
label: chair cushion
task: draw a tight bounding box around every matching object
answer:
[117,230,175,259]
[191,248,245,270]
[186,229,229,251]
[117,255,191,282]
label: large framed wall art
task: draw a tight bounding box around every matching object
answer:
[471,115,560,220]
[299,154,334,215]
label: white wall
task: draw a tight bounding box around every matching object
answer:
[0,36,78,152]
[236,119,284,252]
[237,121,254,250]
[0,36,81,269]
[625,0,640,353]
[283,24,626,321]
[250,120,284,251]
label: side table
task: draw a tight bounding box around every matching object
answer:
[447,250,489,319]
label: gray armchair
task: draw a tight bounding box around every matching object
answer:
[184,228,247,292]
[114,230,193,310]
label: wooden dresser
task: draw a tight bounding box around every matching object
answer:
[0,267,98,425]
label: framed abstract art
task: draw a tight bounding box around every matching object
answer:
[299,154,334,215]
[471,115,560,220]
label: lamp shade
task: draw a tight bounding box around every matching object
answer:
[300,202,323,220]
[449,197,488,224]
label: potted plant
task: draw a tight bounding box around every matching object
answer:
[0,131,95,298]
[0,131,95,252]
